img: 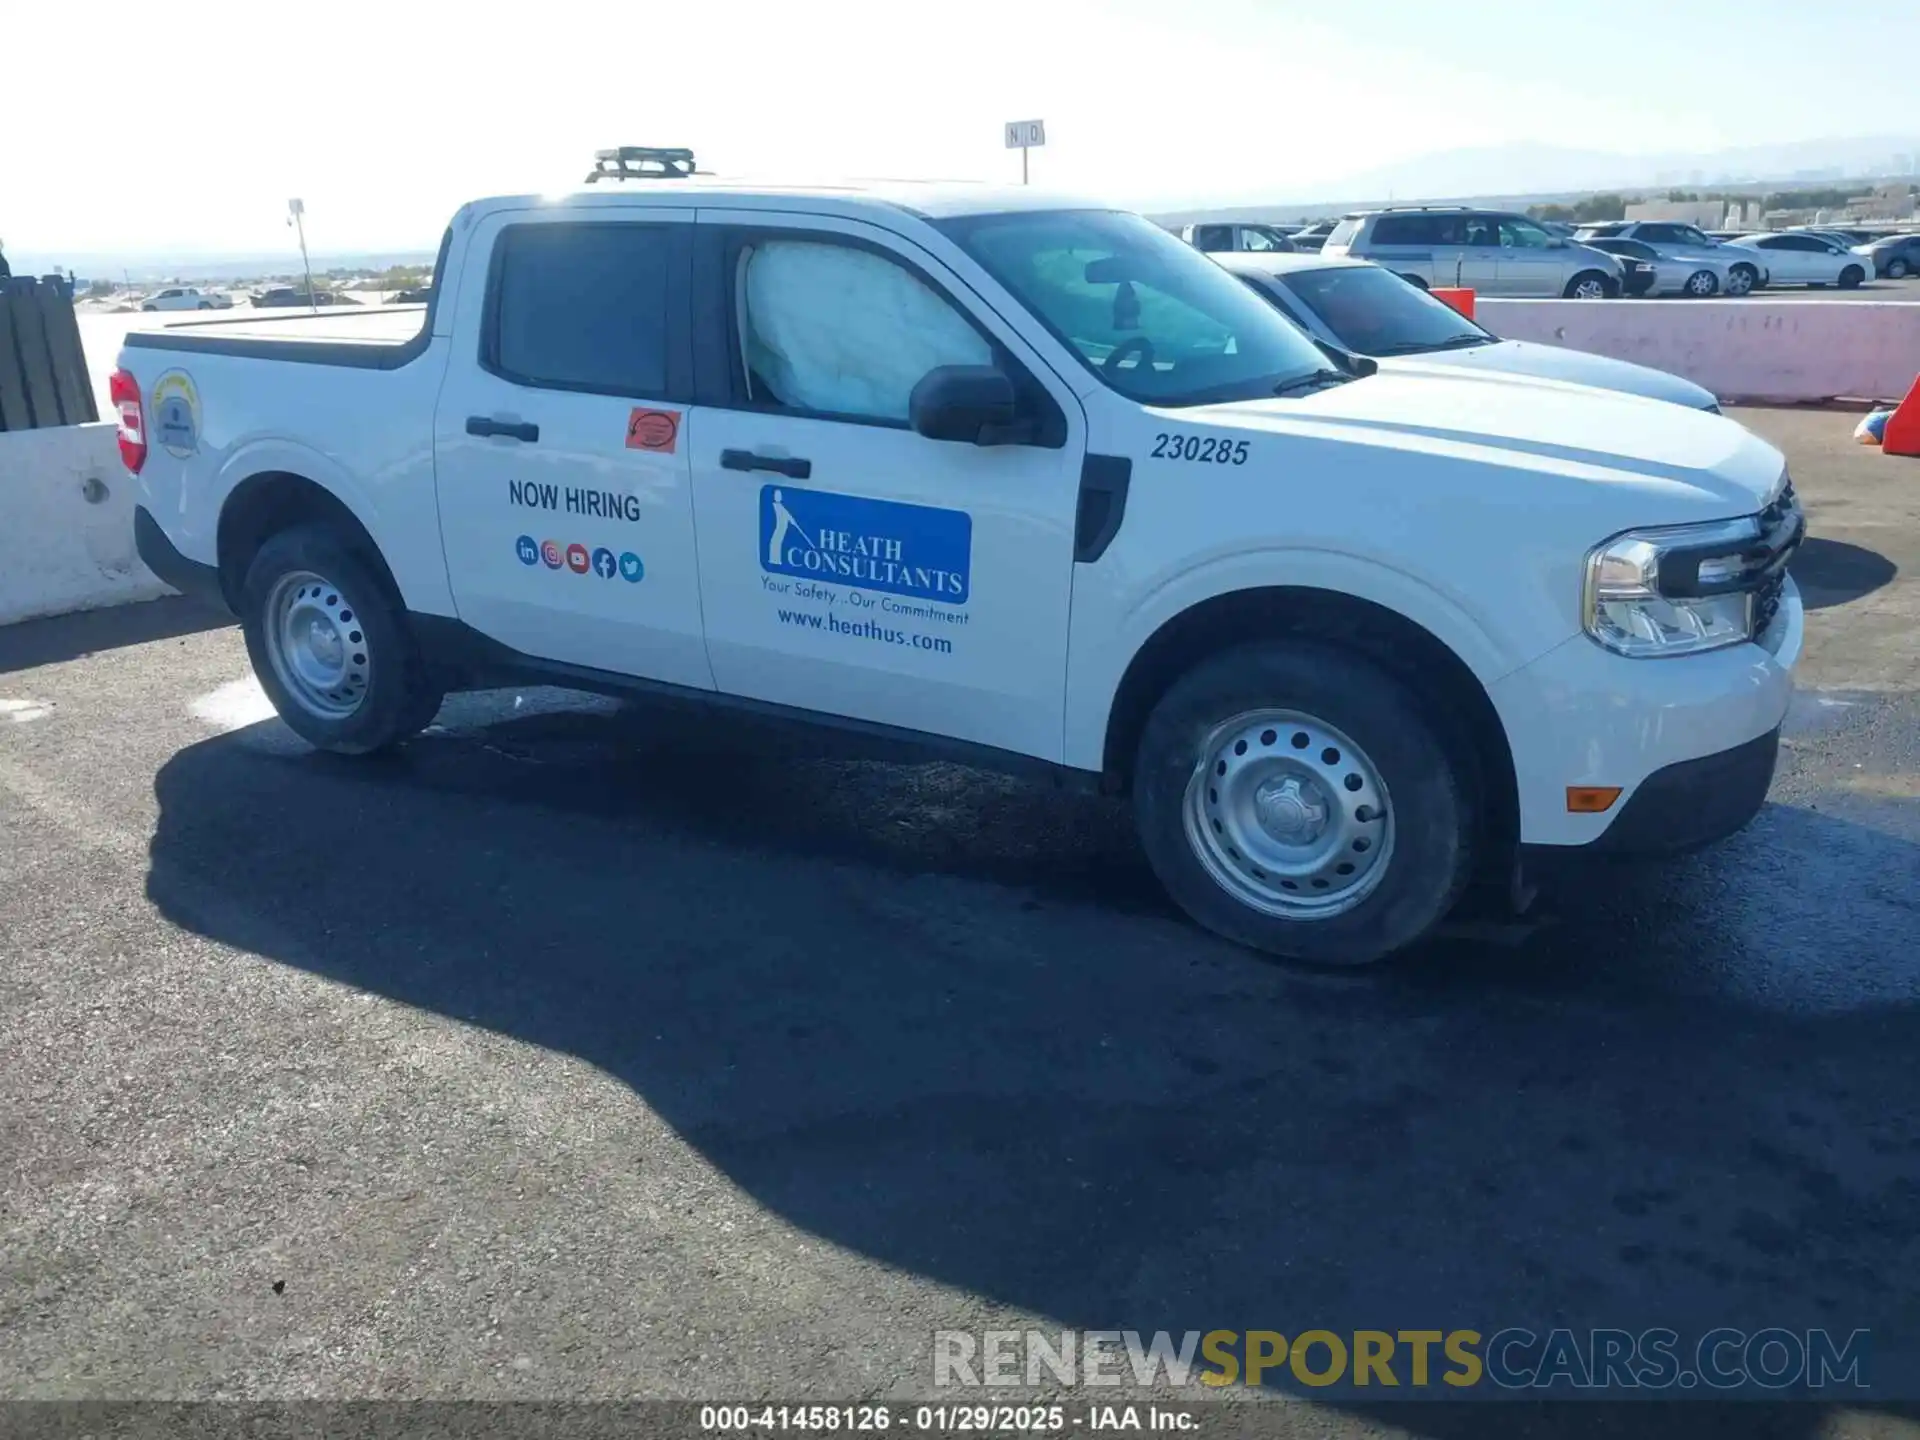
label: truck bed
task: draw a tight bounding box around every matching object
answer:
[122,304,432,370]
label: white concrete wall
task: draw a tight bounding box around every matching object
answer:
[1476,299,1920,404]
[0,423,173,626]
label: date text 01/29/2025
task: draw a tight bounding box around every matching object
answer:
[698,1403,1195,1432]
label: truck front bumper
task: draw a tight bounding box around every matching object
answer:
[1489,575,1802,853]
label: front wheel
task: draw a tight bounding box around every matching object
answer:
[1839,265,1865,289]
[140,304,157,312]
[240,525,445,755]
[1684,269,1719,297]
[1132,642,1473,967]
[1725,264,1757,296]
[196,301,213,310]
[1564,271,1613,299]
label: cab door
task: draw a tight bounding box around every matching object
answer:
[682,213,1086,762]
[432,207,714,689]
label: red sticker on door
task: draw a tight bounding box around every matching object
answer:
[627,408,680,454]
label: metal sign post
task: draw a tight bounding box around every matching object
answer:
[1004,120,1046,185]
[288,198,316,313]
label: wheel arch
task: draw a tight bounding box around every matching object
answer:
[1099,585,1520,872]
[216,470,402,613]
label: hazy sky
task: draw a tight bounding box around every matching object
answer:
[6,0,1916,257]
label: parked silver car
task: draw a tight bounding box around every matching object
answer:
[1177,222,1297,254]
[1581,237,1751,298]
[1216,251,1718,410]
[1320,207,1625,298]
[1572,222,1766,296]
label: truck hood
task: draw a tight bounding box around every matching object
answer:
[1383,339,1718,411]
[1186,370,1784,515]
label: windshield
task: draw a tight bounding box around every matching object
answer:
[939,209,1337,407]
[1276,265,1490,356]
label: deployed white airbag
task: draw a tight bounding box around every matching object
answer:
[742,241,991,420]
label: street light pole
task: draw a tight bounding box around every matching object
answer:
[289,199,316,313]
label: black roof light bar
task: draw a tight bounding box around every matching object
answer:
[585,147,700,183]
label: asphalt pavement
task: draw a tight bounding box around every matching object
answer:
[1,408,1916,1437]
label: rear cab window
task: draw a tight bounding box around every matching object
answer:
[486,222,675,397]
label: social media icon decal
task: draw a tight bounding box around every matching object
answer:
[565,543,590,574]
[516,535,539,566]
[618,551,645,583]
[591,547,618,579]
[541,539,564,569]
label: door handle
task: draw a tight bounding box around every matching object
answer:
[720,448,811,479]
[466,416,540,443]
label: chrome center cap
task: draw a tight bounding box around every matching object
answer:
[1254,775,1328,846]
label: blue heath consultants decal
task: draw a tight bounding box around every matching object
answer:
[759,486,970,605]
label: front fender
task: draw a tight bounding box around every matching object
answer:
[1063,546,1551,774]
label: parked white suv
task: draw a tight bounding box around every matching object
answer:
[118,181,1805,966]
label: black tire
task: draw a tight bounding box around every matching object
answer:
[1726,264,1758,296]
[1563,270,1613,299]
[239,524,444,755]
[196,301,213,310]
[140,304,156,312]
[1400,273,1429,290]
[1887,259,1910,280]
[1132,641,1473,967]
[1839,266,1865,290]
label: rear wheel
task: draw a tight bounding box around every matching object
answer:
[240,525,445,755]
[1684,269,1719,297]
[1564,271,1613,299]
[1725,264,1757,296]
[1887,258,1910,279]
[1839,265,1865,289]
[1132,641,1473,967]
[196,301,213,309]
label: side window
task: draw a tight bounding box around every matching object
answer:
[489,222,672,397]
[1371,215,1420,245]
[1324,219,1361,248]
[736,239,992,424]
[1461,215,1498,247]
[1239,227,1277,252]
[1497,218,1550,248]
[1190,224,1232,252]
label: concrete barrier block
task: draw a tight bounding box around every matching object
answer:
[1474,299,1920,405]
[0,422,174,626]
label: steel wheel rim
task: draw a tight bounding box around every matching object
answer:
[264,570,370,721]
[1181,709,1395,920]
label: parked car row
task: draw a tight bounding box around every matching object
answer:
[139,286,233,311]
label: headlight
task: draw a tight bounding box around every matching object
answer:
[1583,514,1780,658]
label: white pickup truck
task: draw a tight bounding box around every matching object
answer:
[117,181,1806,966]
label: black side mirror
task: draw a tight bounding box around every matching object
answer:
[909,365,1024,445]
[1311,338,1378,378]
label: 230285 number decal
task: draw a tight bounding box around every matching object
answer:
[1150,433,1249,465]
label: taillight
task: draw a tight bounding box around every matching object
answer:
[110,368,147,473]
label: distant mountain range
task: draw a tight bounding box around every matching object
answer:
[1148,135,1920,224]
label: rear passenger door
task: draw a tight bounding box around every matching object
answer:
[1455,215,1502,292]
[433,207,714,690]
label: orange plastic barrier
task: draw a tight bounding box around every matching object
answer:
[1430,287,1475,320]
[1881,375,1920,457]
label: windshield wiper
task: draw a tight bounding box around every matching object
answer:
[1271,370,1352,397]
[1370,335,1490,355]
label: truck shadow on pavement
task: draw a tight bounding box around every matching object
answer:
[144,697,1920,1436]
[0,595,231,676]
[1789,538,1898,611]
